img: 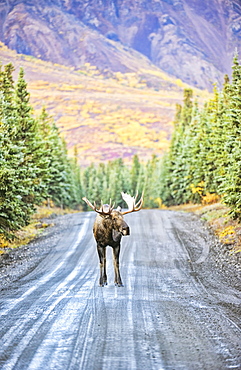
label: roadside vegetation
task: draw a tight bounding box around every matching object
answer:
[159,54,241,217]
[1,54,241,262]
[169,202,241,257]
[81,53,241,257]
[0,42,210,165]
[0,63,81,244]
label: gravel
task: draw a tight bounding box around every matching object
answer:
[0,211,240,292]
[0,213,79,291]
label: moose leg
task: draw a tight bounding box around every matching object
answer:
[113,245,123,287]
[97,244,107,286]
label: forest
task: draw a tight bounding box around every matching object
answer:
[82,54,241,219]
[0,63,82,239]
[1,54,241,240]
[159,53,241,219]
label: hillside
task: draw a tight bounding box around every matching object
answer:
[0,43,210,165]
[0,0,240,90]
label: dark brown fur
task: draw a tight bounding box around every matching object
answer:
[83,192,143,286]
[93,209,129,286]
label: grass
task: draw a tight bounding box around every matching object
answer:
[0,205,75,253]
[1,201,241,261]
[170,202,241,256]
[196,203,241,255]
[0,41,211,166]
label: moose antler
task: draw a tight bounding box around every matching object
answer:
[121,191,144,215]
[82,197,115,215]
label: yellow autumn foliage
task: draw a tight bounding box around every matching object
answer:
[201,193,220,205]
[0,41,212,164]
[190,181,205,195]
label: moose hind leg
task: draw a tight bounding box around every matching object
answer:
[97,245,107,286]
[113,245,123,287]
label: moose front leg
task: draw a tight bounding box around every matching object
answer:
[97,244,107,286]
[113,245,123,287]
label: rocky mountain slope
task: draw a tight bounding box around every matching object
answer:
[1,42,210,165]
[0,0,240,90]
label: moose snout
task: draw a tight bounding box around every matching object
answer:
[121,226,130,236]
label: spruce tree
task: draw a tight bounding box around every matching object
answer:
[37,107,81,209]
[14,68,48,206]
[130,154,141,195]
[0,63,83,238]
[143,154,161,208]
[0,64,32,235]
[168,89,194,204]
[159,103,183,205]
[221,53,241,218]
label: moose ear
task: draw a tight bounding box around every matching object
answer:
[116,206,122,212]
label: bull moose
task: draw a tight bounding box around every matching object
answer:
[82,192,143,287]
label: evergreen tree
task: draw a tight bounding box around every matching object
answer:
[0,64,33,235]
[14,68,48,207]
[130,154,141,195]
[0,63,84,238]
[221,53,241,217]
[159,103,184,205]
[143,154,161,208]
[159,52,241,220]
[71,146,82,207]
[163,89,194,205]
[42,118,69,207]
[181,88,193,126]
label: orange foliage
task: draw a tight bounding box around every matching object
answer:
[201,193,220,205]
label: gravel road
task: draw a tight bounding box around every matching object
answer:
[0,210,240,369]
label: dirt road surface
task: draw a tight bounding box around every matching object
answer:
[0,210,240,369]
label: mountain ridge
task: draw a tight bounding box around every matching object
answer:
[0,0,240,90]
[0,42,210,165]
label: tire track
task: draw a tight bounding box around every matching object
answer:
[0,210,240,369]
[0,214,95,369]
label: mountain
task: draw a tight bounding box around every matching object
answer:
[0,0,240,90]
[0,42,210,165]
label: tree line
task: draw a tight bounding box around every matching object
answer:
[1,54,241,239]
[0,63,81,238]
[82,54,241,221]
[159,53,241,219]
[80,154,162,211]
[0,62,163,239]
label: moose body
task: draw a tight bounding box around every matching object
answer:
[83,193,143,286]
[93,209,129,286]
